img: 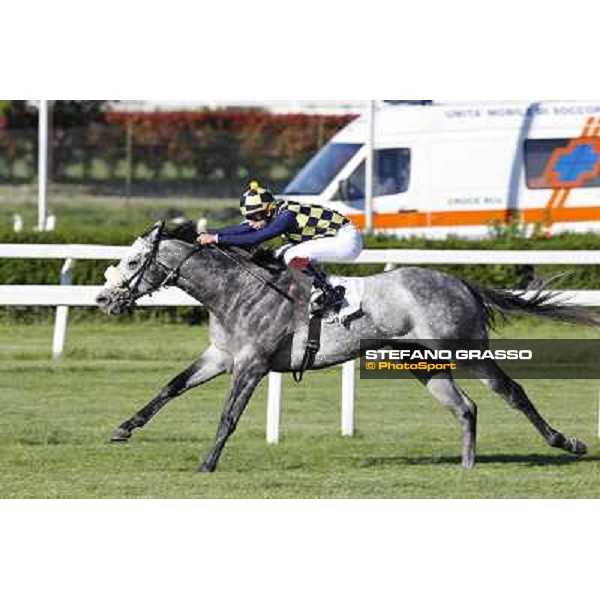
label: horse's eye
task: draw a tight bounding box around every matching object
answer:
[127,259,139,269]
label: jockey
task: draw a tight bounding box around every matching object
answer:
[197,181,363,314]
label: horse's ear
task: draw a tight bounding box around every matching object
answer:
[141,221,165,240]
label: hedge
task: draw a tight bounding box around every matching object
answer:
[0,110,354,196]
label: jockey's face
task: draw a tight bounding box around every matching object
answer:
[246,210,268,229]
[248,219,267,229]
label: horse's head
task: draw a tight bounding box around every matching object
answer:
[96,222,170,315]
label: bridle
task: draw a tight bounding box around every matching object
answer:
[122,222,200,302]
[120,221,294,305]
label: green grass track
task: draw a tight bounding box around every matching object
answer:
[1,318,599,498]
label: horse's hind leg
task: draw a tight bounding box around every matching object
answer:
[470,360,587,456]
[111,344,231,442]
[412,371,478,469]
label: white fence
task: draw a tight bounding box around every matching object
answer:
[2,244,600,443]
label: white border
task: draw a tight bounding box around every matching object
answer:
[3,1,600,597]
[2,501,600,599]
[3,1,599,98]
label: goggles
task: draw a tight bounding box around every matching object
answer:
[245,211,268,222]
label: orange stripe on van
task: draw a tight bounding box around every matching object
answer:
[349,206,600,230]
[581,116,596,137]
[555,189,571,209]
[546,189,564,210]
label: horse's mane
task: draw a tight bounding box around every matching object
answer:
[164,220,199,244]
[163,220,286,274]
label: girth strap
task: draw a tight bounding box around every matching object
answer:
[293,314,322,383]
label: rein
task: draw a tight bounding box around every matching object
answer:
[211,244,294,303]
[122,223,294,305]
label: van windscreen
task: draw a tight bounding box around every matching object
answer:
[284,143,361,195]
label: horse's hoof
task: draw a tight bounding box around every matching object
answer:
[197,462,215,473]
[462,458,476,470]
[566,437,587,455]
[110,428,132,442]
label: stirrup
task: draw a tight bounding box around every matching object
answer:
[310,285,345,316]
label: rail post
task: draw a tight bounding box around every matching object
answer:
[364,100,375,234]
[52,258,75,359]
[341,360,356,436]
[37,100,49,232]
[266,372,282,444]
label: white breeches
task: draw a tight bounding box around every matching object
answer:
[283,224,363,264]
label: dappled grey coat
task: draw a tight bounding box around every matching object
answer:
[96,224,597,472]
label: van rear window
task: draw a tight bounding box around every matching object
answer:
[525,138,600,189]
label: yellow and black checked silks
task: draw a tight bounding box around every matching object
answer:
[276,200,349,242]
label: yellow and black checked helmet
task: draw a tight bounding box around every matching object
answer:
[240,181,276,217]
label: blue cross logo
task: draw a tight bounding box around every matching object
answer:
[553,143,600,184]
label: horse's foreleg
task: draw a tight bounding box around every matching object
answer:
[111,345,231,442]
[413,371,478,469]
[197,359,268,473]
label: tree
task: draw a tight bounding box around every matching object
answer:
[0,100,110,128]
[52,101,109,127]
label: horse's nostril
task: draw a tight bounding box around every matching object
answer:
[96,294,108,305]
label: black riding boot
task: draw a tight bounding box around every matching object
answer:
[303,264,345,315]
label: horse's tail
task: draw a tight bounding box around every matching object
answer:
[461,275,600,330]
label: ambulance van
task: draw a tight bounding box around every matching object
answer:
[283,101,600,238]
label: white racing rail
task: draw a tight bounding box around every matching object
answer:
[4,244,600,263]
[2,244,600,443]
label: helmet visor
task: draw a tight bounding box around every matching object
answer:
[245,210,268,222]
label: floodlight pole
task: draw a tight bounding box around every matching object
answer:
[364,100,375,234]
[37,100,50,232]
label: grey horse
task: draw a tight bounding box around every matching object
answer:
[96,222,598,472]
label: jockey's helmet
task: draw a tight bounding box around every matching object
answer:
[240,181,276,219]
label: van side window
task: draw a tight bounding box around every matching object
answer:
[344,148,411,200]
[525,139,600,189]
